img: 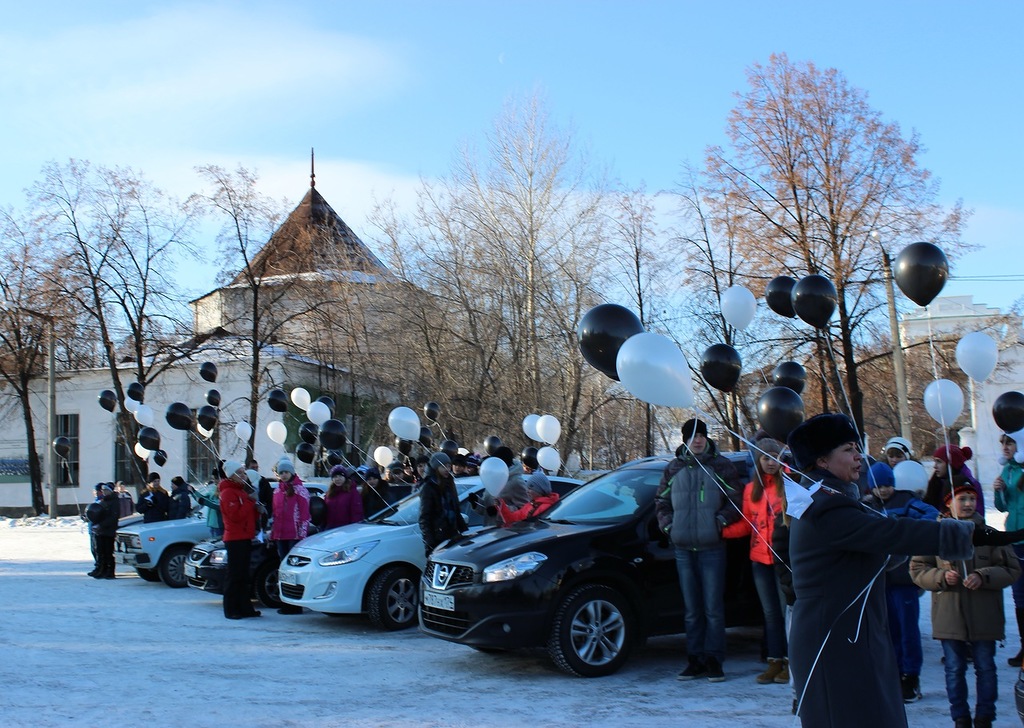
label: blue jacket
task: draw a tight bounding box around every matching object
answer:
[994,459,1024,542]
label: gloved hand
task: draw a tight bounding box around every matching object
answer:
[467,491,480,507]
[972,524,1024,547]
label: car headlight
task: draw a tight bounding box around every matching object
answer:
[318,541,379,567]
[209,549,227,565]
[483,552,547,583]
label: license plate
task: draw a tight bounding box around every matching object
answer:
[184,563,196,578]
[423,589,454,611]
[279,571,297,585]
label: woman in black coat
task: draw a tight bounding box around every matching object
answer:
[418,453,467,557]
[785,414,1017,728]
[93,483,121,579]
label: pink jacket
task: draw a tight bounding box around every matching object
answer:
[271,476,311,541]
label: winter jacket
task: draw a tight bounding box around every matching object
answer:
[994,459,1024,542]
[194,484,224,531]
[219,478,257,543]
[496,464,529,510]
[498,493,560,525]
[136,488,170,522]
[721,474,784,565]
[861,489,940,586]
[924,464,985,516]
[168,484,193,519]
[94,492,121,537]
[419,473,468,555]
[324,486,364,530]
[271,476,311,541]
[910,513,1019,642]
[654,440,743,550]
[788,467,974,728]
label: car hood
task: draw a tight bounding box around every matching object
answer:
[117,515,206,535]
[430,519,614,564]
[292,520,414,554]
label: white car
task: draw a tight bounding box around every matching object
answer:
[277,474,582,630]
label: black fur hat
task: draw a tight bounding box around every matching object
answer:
[787,413,859,471]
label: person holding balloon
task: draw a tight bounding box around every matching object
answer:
[418,452,468,557]
[271,457,311,614]
[135,472,170,522]
[655,418,744,683]
[924,445,985,516]
[219,460,262,620]
[323,465,364,530]
[993,432,1024,667]
[784,413,1024,728]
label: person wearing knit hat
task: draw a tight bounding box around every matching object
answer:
[994,432,1024,667]
[418,448,467,556]
[271,455,310,614]
[219,459,261,619]
[324,464,363,530]
[924,444,985,517]
[780,411,1001,728]
[656,416,744,683]
[883,437,914,468]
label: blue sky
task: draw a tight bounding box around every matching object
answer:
[2,1,1022,311]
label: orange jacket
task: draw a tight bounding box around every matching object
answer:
[721,475,785,565]
[497,493,560,525]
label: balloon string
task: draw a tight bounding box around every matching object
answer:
[820,337,880,492]
[923,307,959,521]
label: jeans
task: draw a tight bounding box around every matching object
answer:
[885,584,923,675]
[674,543,727,662]
[751,561,787,659]
[276,539,299,560]
[941,639,997,721]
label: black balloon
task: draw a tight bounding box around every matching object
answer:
[197,405,218,432]
[98,389,117,413]
[326,450,344,467]
[521,446,539,469]
[700,344,742,393]
[199,361,218,383]
[152,449,167,467]
[165,402,193,431]
[296,442,317,464]
[137,426,161,451]
[895,242,948,307]
[757,387,805,442]
[126,381,145,403]
[484,435,503,456]
[309,496,326,527]
[320,419,347,451]
[315,395,335,416]
[396,437,413,456]
[792,274,837,329]
[85,501,103,524]
[299,422,319,445]
[772,361,807,394]
[205,388,221,408]
[267,388,288,413]
[765,276,797,318]
[424,401,441,422]
[993,391,1024,433]
[419,426,433,448]
[52,436,71,458]
[577,303,645,381]
[440,439,459,458]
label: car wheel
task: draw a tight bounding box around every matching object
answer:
[547,584,634,677]
[254,559,283,609]
[158,546,190,589]
[367,565,419,631]
[135,567,161,582]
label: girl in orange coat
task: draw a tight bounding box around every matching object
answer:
[723,438,789,684]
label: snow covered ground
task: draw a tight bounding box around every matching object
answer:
[2,516,1021,727]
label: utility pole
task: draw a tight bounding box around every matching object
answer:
[874,231,912,441]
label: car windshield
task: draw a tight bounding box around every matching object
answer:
[543,465,663,523]
[366,481,486,527]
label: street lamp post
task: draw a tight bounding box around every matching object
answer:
[873,231,912,441]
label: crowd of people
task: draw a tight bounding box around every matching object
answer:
[655,415,1024,728]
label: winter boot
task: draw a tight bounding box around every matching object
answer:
[676,655,706,681]
[774,658,790,684]
[901,674,921,702]
[1009,607,1024,667]
[756,658,785,684]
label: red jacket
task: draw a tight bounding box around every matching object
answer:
[219,478,257,542]
[497,493,560,525]
[721,475,785,565]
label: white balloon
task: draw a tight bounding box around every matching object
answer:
[479,456,509,496]
[536,415,561,445]
[124,396,141,414]
[388,406,420,442]
[720,285,757,331]
[267,420,288,445]
[923,379,964,426]
[956,331,998,382]
[133,442,150,459]
[197,424,213,440]
[522,414,541,441]
[306,401,330,426]
[234,421,253,441]
[615,332,695,409]
[290,387,311,411]
[537,446,561,472]
[133,404,154,427]
[374,445,394,469]
[893,460,928,492]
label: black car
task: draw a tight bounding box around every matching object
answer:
[185,536,286,609]
[418,454,760,677]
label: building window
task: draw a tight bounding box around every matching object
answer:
[187,409,221,485]
[56,414,79,487]
[114,425,143,488]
